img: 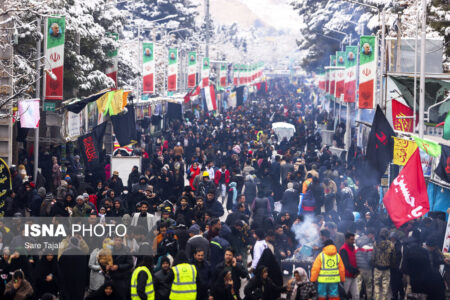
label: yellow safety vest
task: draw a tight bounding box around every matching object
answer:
[169,263,197,300]
[130,266,155,300]
[318,253,341,283]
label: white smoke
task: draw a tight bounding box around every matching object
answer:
[290,215,320,258]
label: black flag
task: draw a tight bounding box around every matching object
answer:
[78,132,101,170]
[435,145,450,183]
[111,105,137,147]
[365,105,396,183]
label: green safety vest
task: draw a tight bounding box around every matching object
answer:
[169,263,197,300]
[318,253,341,283]
[130,266,155,300]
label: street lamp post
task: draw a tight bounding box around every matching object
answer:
[418,0,426,138]
[34,17,41,182]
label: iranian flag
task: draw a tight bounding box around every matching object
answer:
[239,65,244,85]
[335,51,345,99]
[44,16,65,100]
[202,85,216,111]
[329,55,336,98]
[359,36,378,109]
[344,46,357,103]
[220,64,227,87]
[319,73,326,90]
[325,69,330,94]
[167,48,178,91]
[202,57,210,87]
[233,64,238,86]
[105,32,119,89]
[187,52,197,89]
[142,42,155,94]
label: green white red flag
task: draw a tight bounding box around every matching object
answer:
[220,64,227,87]
[325,69,330,94]
[202,57,210,87]
[44,16,65,100]
[335,51,345,99]
[329,55,336,97]
[233,64,238,86]
[167,48,178,91]
[106,32,119,89]
[344,46,358,103]
[142,42,155,94]
[319,73,326,90]
[187,52,197,89]
[359,36,377,109]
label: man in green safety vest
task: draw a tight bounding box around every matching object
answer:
[169,251,199,300]
[310,239,346,300]
[130,253,155,300]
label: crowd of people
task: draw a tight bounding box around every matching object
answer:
[1,78,448,300]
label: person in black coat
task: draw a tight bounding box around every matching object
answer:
[33,254,59,298]
[244,265,286,300]
[281,183,299,214]
[127,166,140,190]
[58,237,88,300]
[214,248,248,296]
[85,281,121,300]
[211,270,238,300]
[154,256,171,300]
[191,248,213,300]
[404,244,445,300]
[109,236,133,300]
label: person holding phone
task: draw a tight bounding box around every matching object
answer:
[3,269,33,300]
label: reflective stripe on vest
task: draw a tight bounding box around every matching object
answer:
[130,266,155,300]
[318,253,340,283]
[169,263,197,300]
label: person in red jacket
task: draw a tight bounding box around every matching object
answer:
[188,162,201,191]
[214,163,230,203]
[340,232,360,299]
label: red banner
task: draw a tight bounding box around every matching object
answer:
[392,99,416,132]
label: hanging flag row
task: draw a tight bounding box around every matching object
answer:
[316,35,378,109]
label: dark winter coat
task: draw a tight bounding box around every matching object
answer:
[281,189,299,213]
[33,256,59,298]
[205,199,224,218]
[154,269,171,300]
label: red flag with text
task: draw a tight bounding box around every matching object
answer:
[383,149,430,228]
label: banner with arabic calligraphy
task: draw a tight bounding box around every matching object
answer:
[329,55,336,97]
[0,158,11,217]
[393,137,418,166]
[44,16,65,100]
[187,51,197,89]
[78,132,101,170]
[392,99,416,132]
[358,36,377,109]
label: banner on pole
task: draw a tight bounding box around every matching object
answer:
[220,64,227,87]
[329,55,336,97]
[344,46,358,103]
[202,57,210,88]
[44,16,65,100]
[335,51,345,99]
[106,32,119,89]
[168,48,178,91]
[18,99,40,128]
[187,51,197,89]
[233,64,238,86]
[359,36,378,109]
[393,137,418,166]
[143,42,155,94]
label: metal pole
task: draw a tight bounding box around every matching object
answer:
[379,8,386,109]
[34,17,41,182]
[412,10,419,133]
[138,24,142,101]
[418,0,426,138]
[205,0,210,57]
